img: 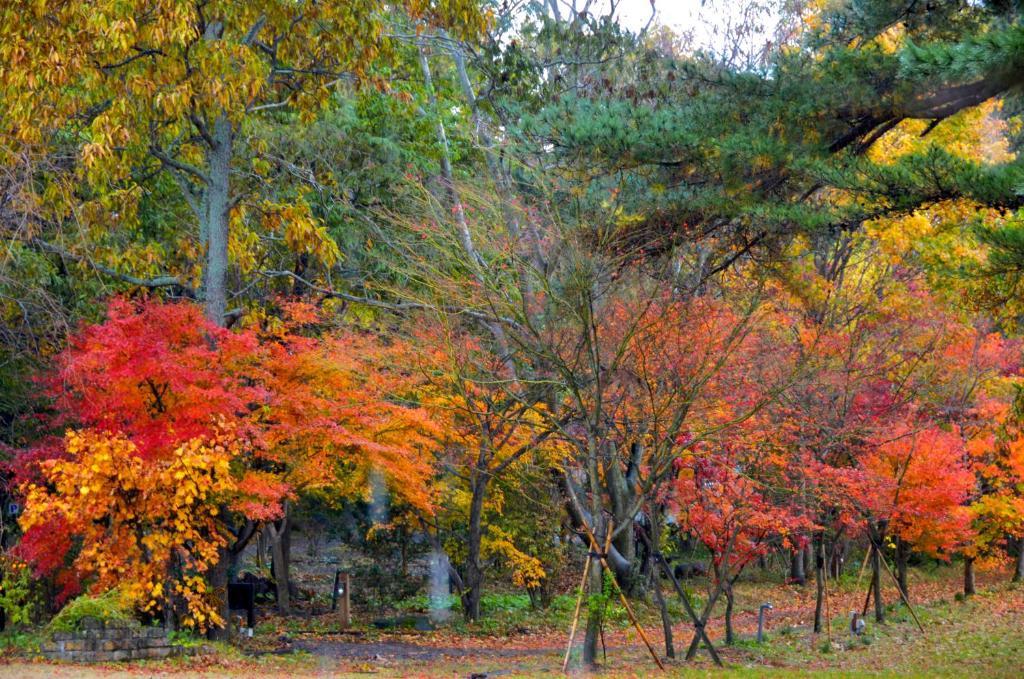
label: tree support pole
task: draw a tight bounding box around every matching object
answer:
[684,584,725,661]
[562,550,593,671]
[861,545,875,617]
[868,537,925,634]
[856,546,871,589]
[576,518,665,670]
[637,525,723,667]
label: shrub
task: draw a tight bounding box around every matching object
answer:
[48,589,135,632]
[0,561,46,628]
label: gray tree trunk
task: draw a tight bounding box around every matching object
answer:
[583,436,604,667]
[207,545,232,640]
[266,503,292,615]
[895,538,910,601]
[723,581,736,645]
[790,548,805,584]
[605,442,639,593]
[1014,538,1024,583]
[203,114,231,326]
[583,552,603,666]
[870,544,884,622]
[649,512,674,658]
[829,536,847,579]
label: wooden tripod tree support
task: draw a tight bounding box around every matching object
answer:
[637,526,724,667]
[683,585,725,661]
[561,526,606,671]
[572,518,666,671]
[868,537,925,634]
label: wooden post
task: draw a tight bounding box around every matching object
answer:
[861,545,874,617]
[331,571,351,627]
[856,546,871,589]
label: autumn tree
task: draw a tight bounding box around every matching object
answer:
[961,393,1024,589]
[673,438,813,646]
[20,430,239,630]
[17,297,439,631]
[374,167,801,663]
[406,320,563,620]
[0,1,485,324]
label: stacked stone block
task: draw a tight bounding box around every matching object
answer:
[39,617,201,662]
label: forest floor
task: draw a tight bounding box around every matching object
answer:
[3,565,1023,677]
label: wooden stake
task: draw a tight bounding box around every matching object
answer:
[856,546,871,589]
[578,519,665,671]
[861,545,874,617]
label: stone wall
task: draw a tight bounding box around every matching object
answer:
[39,618,201,662]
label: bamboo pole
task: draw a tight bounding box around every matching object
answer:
[861,545,874,617]
[856,546,871,589]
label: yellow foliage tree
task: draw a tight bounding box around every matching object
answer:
[20,429,238,631]
[0,0,486,324]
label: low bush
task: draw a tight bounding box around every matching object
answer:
[47,589,135,632]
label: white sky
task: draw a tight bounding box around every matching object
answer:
[615,0,710,32]
[603,0,780,55]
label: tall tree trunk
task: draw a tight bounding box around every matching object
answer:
[447,35,533,252]
[207,518,257,640]
[829,536,847,579]
[895,538,910,602]
[207,545,232,640]
[790,548,805,585]
[462,473,487,621]
[266,502,292,615]
[813,533,825,633]
[203,114,231,326]
[1014,537,1024,583]
[651,565,674,658]
[964,557,976,596]
[648,510,674,658]
[417,43,476,264]
[583,552,603,666]
[605,441,639,593]
[582,433,606,667]
[870,544,884,622]
[723,581,736,645]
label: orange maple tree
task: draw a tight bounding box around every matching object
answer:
[16,297,438,628]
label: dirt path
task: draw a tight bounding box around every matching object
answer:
[291,638,556,661]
